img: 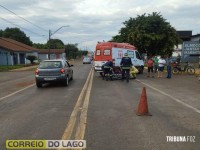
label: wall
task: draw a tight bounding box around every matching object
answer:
[25,51,39,64]
[38,53,65,61]
[0,49,13,65]
[38,54,48,61]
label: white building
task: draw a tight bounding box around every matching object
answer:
[0,38,66,65]
[37,49,66,61]
[0,37,38,65]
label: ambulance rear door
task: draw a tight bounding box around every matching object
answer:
[112,47,124,66]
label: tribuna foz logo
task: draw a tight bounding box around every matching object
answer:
[166,136,195,142]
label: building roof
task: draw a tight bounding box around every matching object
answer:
[37,49,65,54]
[0,37,38,52]
[0,38,66,55]
[191,34,200,38]
[177,31,192,41]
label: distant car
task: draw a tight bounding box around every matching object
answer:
[35,59,73,88]
[83,57,92,64]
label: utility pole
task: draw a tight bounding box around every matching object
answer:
[48,30,51,60]
[48,26,70,60]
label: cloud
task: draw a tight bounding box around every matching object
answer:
[0,0,200,51]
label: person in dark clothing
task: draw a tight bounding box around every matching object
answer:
[102,60,113,81]
[166,56,172,79]
[101,65,105,78]
[176,54,181,64]
[120,53,133,82]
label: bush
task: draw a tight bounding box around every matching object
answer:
[26,55,37,64]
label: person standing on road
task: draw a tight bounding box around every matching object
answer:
[166,56,172,79]
[153,55,159,73]
[158,56,166,78]
[120,53,133,81]
[176,54,181,64]
[147,57,154,77]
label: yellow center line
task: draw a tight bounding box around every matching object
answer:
[75,68,94,140]
[59,68,93,143]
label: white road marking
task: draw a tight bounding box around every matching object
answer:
[0,83,35,102]
[136,79,200,114]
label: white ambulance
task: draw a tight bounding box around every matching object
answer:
[94,42,144,73]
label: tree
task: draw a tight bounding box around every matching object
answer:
[33,39,65,49]
[47,39,64,49]
[65,44,88,59]
[0,30,3,37]
[111,17,136,43]
[2,27,33,46]
[65,44,79,59]
[80,50,88,56]
[26,55,37,64]
[111,12,180,56]
[33,43,48,49]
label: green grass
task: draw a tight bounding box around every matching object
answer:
[0,65,24,71]
[0,63,39,72]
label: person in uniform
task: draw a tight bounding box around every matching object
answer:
[102,60,113,81]
[120,53,133,82]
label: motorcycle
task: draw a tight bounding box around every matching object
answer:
[172,61,195,75]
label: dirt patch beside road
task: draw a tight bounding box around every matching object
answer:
[10,65,38,72]
[195,68,200,75]
[16,81,35,87]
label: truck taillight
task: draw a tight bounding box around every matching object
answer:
[60,68,65,74]
[35,69,39,75]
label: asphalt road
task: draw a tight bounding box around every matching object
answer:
[0,61,91,149]
[0,61,200,150]
[86,72,200,150]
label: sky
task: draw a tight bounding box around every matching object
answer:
[0,0,200,51]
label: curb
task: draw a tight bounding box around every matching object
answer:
[10,65,38,72]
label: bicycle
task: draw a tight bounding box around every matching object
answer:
[172,62,195,75]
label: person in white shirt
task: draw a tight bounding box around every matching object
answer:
[158,56,166,78]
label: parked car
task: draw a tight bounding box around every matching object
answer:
[83,57,92,64]
[35,59,73,88]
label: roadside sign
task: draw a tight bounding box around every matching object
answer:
[182,41,200,62]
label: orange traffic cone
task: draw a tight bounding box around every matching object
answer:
[136,87,152,116]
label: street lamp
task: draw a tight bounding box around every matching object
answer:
[48,25,70,59]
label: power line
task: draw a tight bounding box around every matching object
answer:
[0,16,47,39]
[0,4,48,32]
